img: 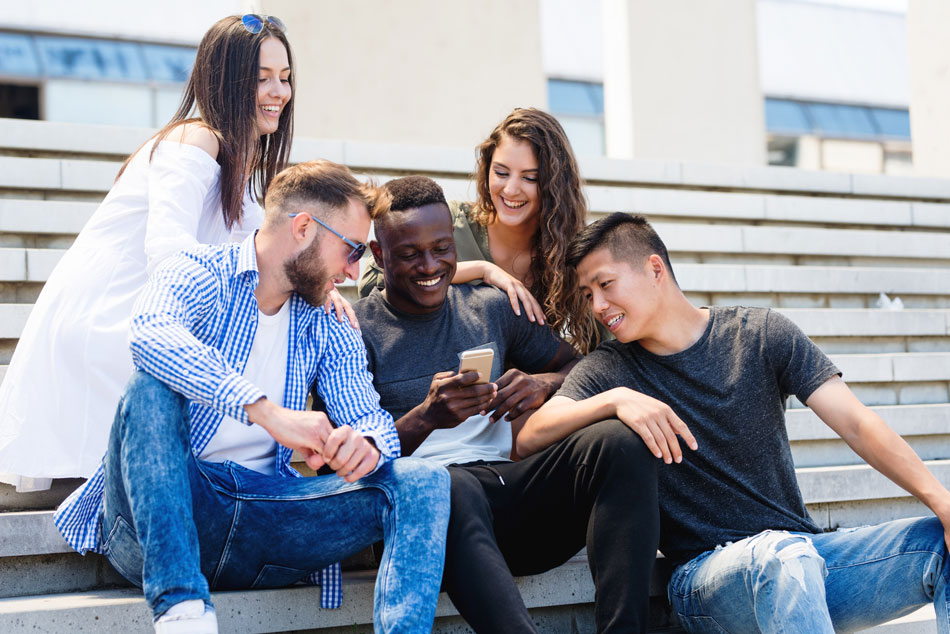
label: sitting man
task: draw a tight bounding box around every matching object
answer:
[522,212,950,633]
[353,175,661,634]
[54,161,450,634]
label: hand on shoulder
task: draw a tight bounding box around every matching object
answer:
[165,122,220,160]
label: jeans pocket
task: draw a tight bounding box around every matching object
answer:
[250,564,310,589]
[676,614,730,634]
[102,514,144,587]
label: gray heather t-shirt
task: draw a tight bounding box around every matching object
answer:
[355,284,561,465]
[556,306,840,567]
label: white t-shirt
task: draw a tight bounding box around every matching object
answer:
[411,412,512,467]
[199,300,290,474]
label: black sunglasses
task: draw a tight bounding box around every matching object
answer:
[288,213,366,265]
[241,14,287,34]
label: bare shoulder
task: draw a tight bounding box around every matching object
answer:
[164,122,220,160]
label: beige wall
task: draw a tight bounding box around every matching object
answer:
[263,0,547,149]
[602,0,766,165]
[908,0,950,177]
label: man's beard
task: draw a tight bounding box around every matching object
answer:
[284,240,332,307]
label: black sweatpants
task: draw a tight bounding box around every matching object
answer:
[442,419,660,633]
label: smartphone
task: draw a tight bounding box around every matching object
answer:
[458,348,494,384]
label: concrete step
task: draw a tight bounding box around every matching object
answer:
[787,403,950,441]
[0,568,934,634]
[777,308,950,337]
[0,564,593,634]
[7,118,950,201]
[829,352,950,383]
[788,403,950,468]
[586,185,950,230]
[798,459,950,505]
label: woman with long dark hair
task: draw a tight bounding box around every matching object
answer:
[0,15,303,491]
[360,107,595,351]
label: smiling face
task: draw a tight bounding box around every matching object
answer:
[374,202,457,315]
[285,198,369,306]
[576,247,663,345]
[488,135,540,229]
[254,37,292,136]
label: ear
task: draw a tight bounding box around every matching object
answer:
[290,213,312,246]
[648,254,665,282]
[369,240,384,268]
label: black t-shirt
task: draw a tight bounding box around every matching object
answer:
[556,306,841,566]
[355,284,561,464]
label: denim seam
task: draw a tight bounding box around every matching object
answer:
[222,479,365,502]
[211,492,243,589]
[372,481,398,634]
[102,514,140,585]
[824,549,940,571]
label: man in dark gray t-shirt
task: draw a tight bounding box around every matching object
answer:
[354,177,663,634]
[522,213,950,633]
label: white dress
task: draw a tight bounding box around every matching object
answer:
[0,140,264,491]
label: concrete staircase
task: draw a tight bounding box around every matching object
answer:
[0,118,946,632]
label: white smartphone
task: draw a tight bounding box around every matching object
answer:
[458,348,494,384]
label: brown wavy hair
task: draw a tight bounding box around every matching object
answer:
[117,15,294,229]
[472,108,595,352]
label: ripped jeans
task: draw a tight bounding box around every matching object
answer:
[668,517,949,634]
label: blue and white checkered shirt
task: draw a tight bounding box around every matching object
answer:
[53,232,400,609]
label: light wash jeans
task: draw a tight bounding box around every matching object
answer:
[100,371,451,634]
[668,518,949,634]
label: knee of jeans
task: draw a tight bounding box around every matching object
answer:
[386,457,450,509]
[120,371,187,421]
[743,531,827,593]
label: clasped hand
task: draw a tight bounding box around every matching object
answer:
[248,399,379,482]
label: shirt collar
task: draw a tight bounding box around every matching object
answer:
[236,231,260,288]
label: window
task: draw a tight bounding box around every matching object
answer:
[548,79,605,156]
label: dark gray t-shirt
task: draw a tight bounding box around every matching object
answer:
[556,306,840,567]
[355,284,561,464]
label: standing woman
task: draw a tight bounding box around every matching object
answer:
[359,107,597,351]
[0,14,296,491]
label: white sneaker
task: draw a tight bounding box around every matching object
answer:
[153,599,218,634]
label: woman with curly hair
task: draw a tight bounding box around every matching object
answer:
[359,107,597,351]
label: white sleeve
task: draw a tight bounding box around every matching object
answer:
[144,141,222,275]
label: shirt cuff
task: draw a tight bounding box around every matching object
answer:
[213,372,266,425]
[361,431,391,474]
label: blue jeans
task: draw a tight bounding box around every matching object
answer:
[668,518,949,633]
[100,371,450,634]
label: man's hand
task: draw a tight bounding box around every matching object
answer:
[245,398,378,482]
[488,369,558,423]
[419,370,497,429]
[314,426,380,482]
[246,398,334,455]
[609,387,697,464]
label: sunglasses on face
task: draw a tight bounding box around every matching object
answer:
[288,213,366,265]
[241,14,287,34]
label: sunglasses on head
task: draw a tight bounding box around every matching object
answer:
[288,213,367,265]
[241,14,287,34]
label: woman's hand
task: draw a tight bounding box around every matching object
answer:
[479,262,546,325]
[324,288,360,331]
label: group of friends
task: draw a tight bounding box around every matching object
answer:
[0,14,947,634]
